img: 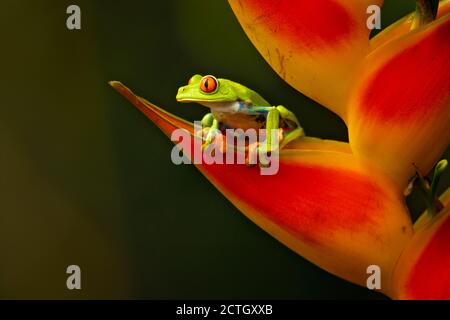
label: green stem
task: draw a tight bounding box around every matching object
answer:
[415,172,435,216]
[430,159,447,197]
[415,159,447,217]
[412,0,439,29]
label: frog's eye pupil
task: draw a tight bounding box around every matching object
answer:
[200,75,218,93]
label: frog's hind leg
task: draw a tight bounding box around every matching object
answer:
[280,127,304,148]
[252,106,285,153]
[275,105,305,148]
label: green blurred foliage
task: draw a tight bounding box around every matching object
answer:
[0,0,447,299]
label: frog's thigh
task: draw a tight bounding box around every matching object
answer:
[275,105,304,147]
[275,105,299,124]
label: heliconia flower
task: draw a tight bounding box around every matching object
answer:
[227,0,383,119]
[391,188,450,299]
[109,81,414,296]
[111,0,449,299]
[347,13,450,188]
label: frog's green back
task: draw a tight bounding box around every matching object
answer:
[219,78,270,106]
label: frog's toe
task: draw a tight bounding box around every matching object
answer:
[256,146,270,167]
[245,159,258,167]
[258,158,271,168]
[258,143,279,155]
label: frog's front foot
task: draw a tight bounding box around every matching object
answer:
[244,142,259,167]
[202,128,218,149]
[202,128,226,156]
[200,116,221,150]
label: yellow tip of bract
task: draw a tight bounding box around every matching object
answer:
[108,80,120,87]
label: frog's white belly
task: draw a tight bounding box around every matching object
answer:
[201,101,241,113]
[200,101,265,130]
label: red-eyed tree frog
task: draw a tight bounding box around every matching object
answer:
[176,74,304,155]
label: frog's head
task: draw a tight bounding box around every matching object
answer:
[176,74,269,109]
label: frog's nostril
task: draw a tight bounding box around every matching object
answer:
[176,88,185,99]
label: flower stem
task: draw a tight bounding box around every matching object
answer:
[412,0,439,29]
[415,159,447,217]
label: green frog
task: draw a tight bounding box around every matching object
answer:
[176,74,304,155]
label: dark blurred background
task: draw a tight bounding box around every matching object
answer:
[0,0,447,299]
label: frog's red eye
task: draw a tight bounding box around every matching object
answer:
[200,75,218,93]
